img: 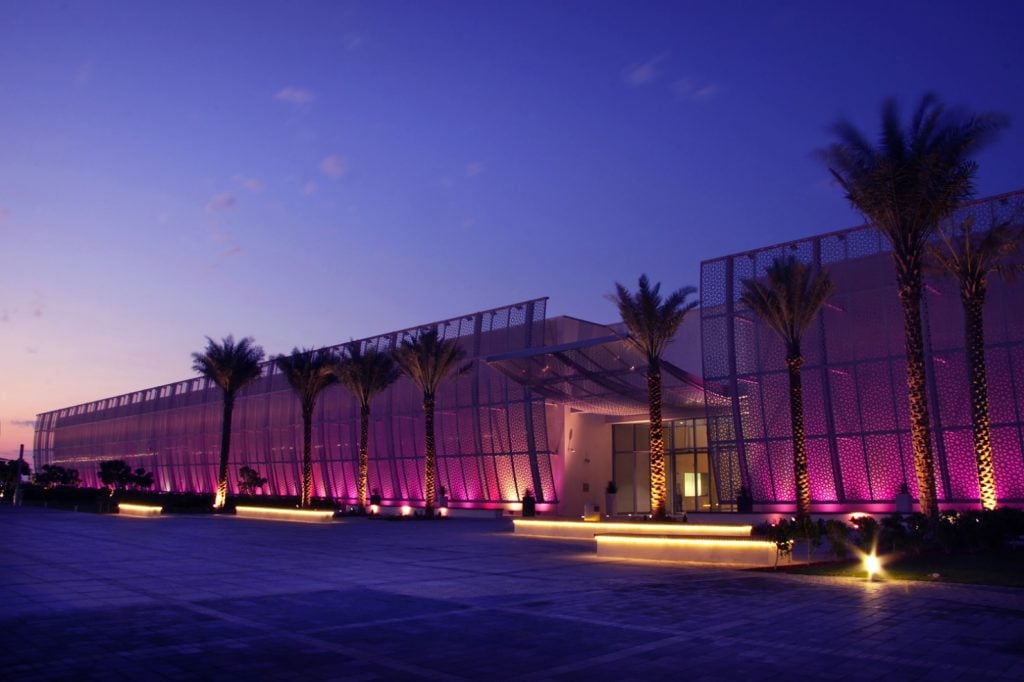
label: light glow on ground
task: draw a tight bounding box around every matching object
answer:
[235,506,335,522]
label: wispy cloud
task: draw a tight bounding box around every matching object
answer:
[10,418,37,428]
[302,180,318,196]
[31,290,44,318]
[342,34,364,51]
[0,206,11,219]
[75,60,94,88]
[672,78,720,102]
[622,53,669,87]
[234,175,264,193]
[206,192,238,213]
[465,162,485,178]
[274,86,316,106]
[320,154,347,178]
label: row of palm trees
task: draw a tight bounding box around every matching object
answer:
[615,94,1018,521]
[192,329,468,513]
[192,94,1015,522]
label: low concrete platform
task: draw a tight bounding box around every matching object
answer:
[234,505,337,523]
[595,533,783,567]
[513,517,753,540]
[116,503,163,517]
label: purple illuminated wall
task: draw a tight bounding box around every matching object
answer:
[701,190,1024,510]
[34,299,558,507]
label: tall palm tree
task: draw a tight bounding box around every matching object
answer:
[393,328,470,515]
[931,215,1022,510]
[192,336,265,509]
[821,94,1006,519]
[333,340,400,510]
[274,347,340,508]
[609,275,698,519]
[741,255,834,518]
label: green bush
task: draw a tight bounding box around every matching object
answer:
[849,515,880,552]
[824,519,852,559]
[20,485,116,512]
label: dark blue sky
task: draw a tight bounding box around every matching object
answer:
[1,1,1023,455]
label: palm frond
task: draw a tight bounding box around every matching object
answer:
[930,210,1024,300]
[273,347,339,411]
[191,335,265,395]
[740,256,834,356]
[393,328,470,397]
[607,274,698,364]
[334,340,401,406]
[820,94,1008,268]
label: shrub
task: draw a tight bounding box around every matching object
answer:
[824,519,852,559]
[33,464,81,488]
[849,515,880,552]
[238,466,268,495]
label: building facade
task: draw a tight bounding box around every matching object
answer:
[34,190,1024,515]
[700,189,1024,511]
[35,300,562,510]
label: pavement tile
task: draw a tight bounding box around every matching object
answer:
[3,506,1024,681]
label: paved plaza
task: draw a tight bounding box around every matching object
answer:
[3,506,1024,680]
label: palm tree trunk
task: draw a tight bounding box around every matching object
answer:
[301,404,313,508]
[647,366,667,519]
[897,278,939,519]
[423,394,436,515]
[214,392,234,510]
[358,403,370,509]
[786,354,811,518]
[964,297,997,510]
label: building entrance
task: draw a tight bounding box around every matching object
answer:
[613,418,717,514]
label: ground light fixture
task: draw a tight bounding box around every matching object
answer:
[369,504,379,515]
[400,504,412,516]
[864,553,881,580]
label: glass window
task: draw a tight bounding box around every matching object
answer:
[636,424,650,448]
[613,425,634,452]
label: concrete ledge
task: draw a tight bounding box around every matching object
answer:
[445,508,505,519]
[513,518,753,540]
[235,506,336,523]
[595,533,785,567]
[117,503,163,517]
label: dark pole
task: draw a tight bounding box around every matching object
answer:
[13,444,24,506]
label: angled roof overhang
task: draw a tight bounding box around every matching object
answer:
[486,334,730,417]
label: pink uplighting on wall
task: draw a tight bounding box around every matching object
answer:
[701,190,1024,509]
[34,300,559,508]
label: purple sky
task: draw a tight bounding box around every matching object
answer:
[2,1,1023,458]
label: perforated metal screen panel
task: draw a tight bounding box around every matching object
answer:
[34,299,557,506]
[701,190,1024,508]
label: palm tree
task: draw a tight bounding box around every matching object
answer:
[333,340,400,510]
[741,255,834,518]
[821,94,1006,519]
[393,328,470,515]
[274,347,340,508]
[609,275,698,519]
[931,215,1022,510]
[192,335,265,509]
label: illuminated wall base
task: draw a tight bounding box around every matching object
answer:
[235,506,336,523]
[595,534,789,567]
[117,503,163,517]
[512,518,753,541]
